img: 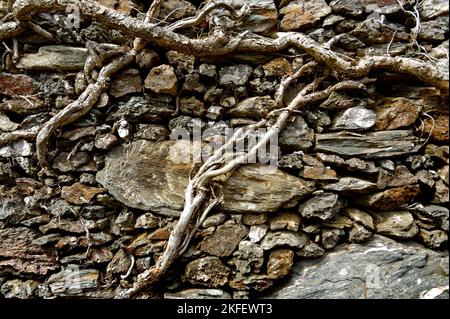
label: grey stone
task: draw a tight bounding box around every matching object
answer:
[200,221,248,257]
[322,228,343,249]
[331,107,376,131]
[315,130,421,158]
[184,257,230,288]
[371,211,419,239]
[260,231,308,250]
[418,229,448,249]
[108,95,174,123]
[296,241,325,258]
[322,177,378,194]
[264,235,449,299]
[349,224,372,243]
[202,213,227,228]
[109,68,142,98]
[420,0,449,20]
[248,224,268,243]
[135,213,160,229]
[1,279,39,299]
[164,289,231,299]
[344,208,374,229]
[227,96,277,118]
[229,240,264,275]
[16,46,88,71]
[219,65,253,87]
[47,267,99,296]
[279,116,315,150]
[158,0,196,22]
[298,192,345,221]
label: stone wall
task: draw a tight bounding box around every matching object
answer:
[0,0,448,299]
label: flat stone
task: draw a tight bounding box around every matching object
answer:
[371,211,419,239]
[315,130,421,158]
[319,91,367,110]
[184,257,230,288]
[324,214,353,229]
[39,218,106,234]
[260,231,308,250]
[52,152,95,173]
[109,68,142,98]
[265,235,449,299]
[279,116,315,150]
[374,98,419,130]
[269,212,300,231]
[348,224,372,243]
[420,0,449,20]
[248,224,268,243]
[0,98,45,115]
[227,96,277,119]
[299,192,345,221]
[280,0,331,31]
[17,46,88,71]
[229,240,264,275]
[344,208,374,229]
[357,185,421,210]
[242,213,267,226]
[200,221,248,257]
[262,58,293,77]
[418,16,448,42]
[0,73,38,96]
[202,213,227,228]
[1,279,39,299]
[108,95,174,123]
[385,165,419,187]
[179,96,206,117]
[302,166,338,181]
[134,213,159,229]
[322,177,378,194]
[48,267,99,296]
[219,65,253,87]
[94,133,118,150]
[420,115,449,142]
[296,241,325,258]
[144,65,178,96]
[158,0,196,22]
[331,107,376,131]
[267,249,294,279]
[135,124,169,141]
[61,182,106,205]
[164,289,231,299]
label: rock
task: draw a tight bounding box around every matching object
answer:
[0,227,58,276]
[296,241,325,258]
[357,185,421,210]
[227,96,277,119]
[260,231,308,250]
[136,48,160,69]
[164,289,231,299]
[426,145,449,164]
[278,153,304,169]
[324,214,353,229]
[109,68,142,98]
[158,0,196,22]
[322,177,378,194]
[144,65,178,96]
[134,213,159,229]
[319,91,366,110]
[298,192,345,221]
[344,157,378,174]
[108,95,174,123]
[371,211,419,239]
[348,224,372,243]
[52,152,95,173]
[135,124,169,141]
[280,0,331,31]
[184,257,230,288]
[166,51,196,74]
[420,0,449,20]
[1,279,39,299]
[248,224,268,243]
[0,73,38,96]
[269,212,300,231]
[304,109,331,132]
[62,127,96,141]
[418,16,448,42]
[302,166,338,181]
[199,64,217,78]
[344,208,374,229]
[279,116,315,150]
[266,235,449,299]
[16,46,88,71]
[0,98,45,115]
[61,182,106,205]
[315,130,421,158]
[94,133,118,150]
[438,166,449,185]
[331,107,376,131]
[384,165,419,188]
[0,192,27,224]
[205,105,223,120]
[97,0,135,14]
[418,229,448,249]
[48,267,99,296]
[202,213,227,228]
[229,241,264,274]
[433,180,449,204]
[242,213,267,226]
[219,65,253,87]
[106,249,132,278]
[262,58,293,77]
[179,96,206,117]
[39,218,106,234]
[420,115,449,142]
[412,205,449,231]
[322,228,343,249]
[374,98,419,130]
[267,249,294,279]
[200,221,248,257]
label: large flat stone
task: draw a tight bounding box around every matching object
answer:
[16,46,88,71]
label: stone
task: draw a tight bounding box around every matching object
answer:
[205,105,223,120]
[322,177,378,194]
[262,58,293,77]
[242,213,267,226]
[199,64,217,78]
[420,0,449,20]
[108,95,174,123]
[179,96,206,117]
[319,91,367,110]
[227,96,277,119]
[412,205,449,231]
[374,98,419,130]
[184,257,230,288]
[438,166,449,185]
[371,211,419,239]
[16,46,88,71]
[0,98,45,115]
[202,213,227,228]
[109,68,142,98]
[322,228,343,249]
[229,241,264,275]
[298,192,345,221]
[200,221,248,257]
[420,115,449,142]
[40,218,106,234]
[134,213,159,229]
[62,127,96,141]
[0,227,58,276]
[296,241,325,258]
[344,158,378,174]
[94,133,118,150]
[357,185,421,210]
[267,249,294,279]
[219,65,253,87]
[279,116,315,150]
[433,180,449,204]
[97,0,135,14]
[260,231,308,250]
[166,50,196,74]
[1,279,39,299]
[144,65,178,96]
[278,153,304,169]
[135,124,169,141]
[48,267,99,296]
[61,182,106,205]
[302,166,338,181]
[158,0,196,22]
[164,289,231,299]
[280,0,331,31]
[385,165,419,187]
[0,73,38,96]
[344,208,374,229]
[315,130,421,158]
[418,16,448,42]
[136,48,160,69]
[348,224,372,243]
[269,212,300,231]
[324,214,353,229]
[0,192,27,224]
[331,107,376,131]
[266,235,449,299]
[52,152,95,173]
[248,224,268,243]
[418,229,448,249]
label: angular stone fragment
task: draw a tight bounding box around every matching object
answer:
[279,116,315,150]
[229,241,264,275]
[420,0,449,20]
[299,192,345,221]
[296,241,325,258]
[179,96,206,117]
[219,65,253,87]
[322,228,343,249]
[267,249,294,279]
[158,0,196,22]
[269,212,300,231]
[331,107,376,131]
[302,166,338,181]
[357,185,421,210]
[48,267,99,296]
[348,224,372,243]
[280,0,331,31]
[16,46,88,71]
[371,211,419,239]
[262,58,293,77]
[144,65,178,96]
[200,221,248,257]
[164,289,231,299]
[109,68,142,98]
[417,229,448,249]
[344,208,374,229]
[52,152,94,173]
[374,98,419,130]
[322,177,378,194]
[227,96,277,118]
[184,257,230,288]
[108,95,174,123]
[419,115,449,142]
[315,130,421,158]
[61,182,106,205]
[136,48,160,69]
[260,231,308,250]
[0,73,38,96]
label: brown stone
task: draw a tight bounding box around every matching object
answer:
[0,73,38,96]
[433,180,449,204]
[109,68,142,98]
[200,221,248,257]
[386,165,419,187]
[358,185,421,210]
[97,0,135,14]
[280,0,331,31]
[0,98,45,115]
[420,115,449,142]
[371,211,419,239]
[374,98,419,130]
[184,257,230,288]
[144,65,178,96]
[262,58,293,77]
[61,182,106,205]
[302,165,338,181]
[242,213,267,226]
[267,249,294,279]
[269,212,301,231]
